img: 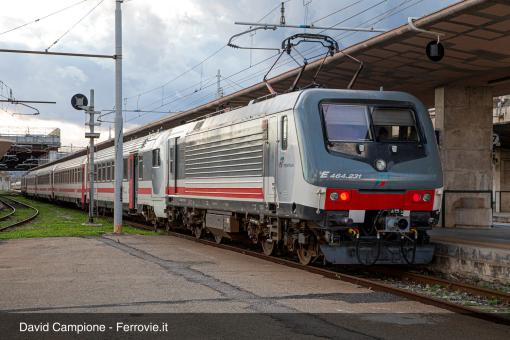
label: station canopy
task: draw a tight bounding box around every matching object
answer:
[48,0,510,165]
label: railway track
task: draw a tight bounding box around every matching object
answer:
[125,220,510,325]
[369,267,510,306]
[0,195,39,232]
[0,197,16,222]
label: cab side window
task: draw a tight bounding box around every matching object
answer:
[281,116,288,150]
[152,149,161,167]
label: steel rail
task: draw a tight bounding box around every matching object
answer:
[373,268,510,305]
[124,220,510,325]
[0,196,39,232]
[0,197,16,221]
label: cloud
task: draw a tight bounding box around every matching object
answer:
[56,66,88,83]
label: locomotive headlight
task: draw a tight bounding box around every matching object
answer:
[329,192,339,201]
[375,159,386,171]
[422,193,431,202]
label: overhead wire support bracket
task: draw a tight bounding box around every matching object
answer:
[12,102,40,116]
[234,21,386,33]
[227,26,280,52]
[407,17,445,42]
[0,99,56,104]
[0,98,56,115]
[0,48,115,59]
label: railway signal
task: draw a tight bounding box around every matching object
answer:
[70,93,88,110]
[72,91,101,226]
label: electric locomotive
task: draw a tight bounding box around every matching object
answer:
[22,88,442,266]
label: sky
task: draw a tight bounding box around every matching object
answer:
[0,0,458,148]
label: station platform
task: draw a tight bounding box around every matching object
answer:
[493,212,510,224]
[1,235,509,339]
[428,226,510,284]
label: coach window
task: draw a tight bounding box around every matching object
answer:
[281,116,288,150]
[123,158,128,180]
[138,158,143,179]
[152,149,161,167]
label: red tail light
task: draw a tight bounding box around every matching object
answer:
[412,193,422,202]
[340,191,350,201]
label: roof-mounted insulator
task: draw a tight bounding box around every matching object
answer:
[280,2,286,25]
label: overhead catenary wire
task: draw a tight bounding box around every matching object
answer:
[128,0,426,123]
[0,0,89,37]
[45,0,105,52]
[311,0,366,25]
[174,0,424,112]
[129,14,373,118]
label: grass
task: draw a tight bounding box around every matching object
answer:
[0,194,156,240]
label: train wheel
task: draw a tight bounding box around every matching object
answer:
[214,234,222,244]
[296,242,318,266]
[194,225,203,239]
[261,240,275,256]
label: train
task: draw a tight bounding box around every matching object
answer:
[22,89,443,265]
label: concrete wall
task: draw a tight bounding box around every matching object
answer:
[435,86,493,228]
[431,241,510,284]
[492,149,510,213]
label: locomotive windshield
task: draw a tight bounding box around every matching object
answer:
[321,104,419,143]
[322,104,371,142]
[372,108,419,142]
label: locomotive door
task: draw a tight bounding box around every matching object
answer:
[264,116,278,204]
[167,137,178,194]
[128,153,138,210]
[81,164,86,209]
